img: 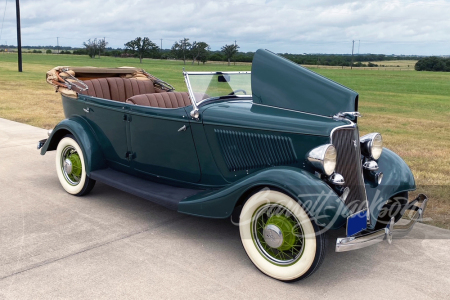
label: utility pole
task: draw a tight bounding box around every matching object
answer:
[16,0,22,72]
[358,40,360,54]
[351,40,354,70]
[160,39,162,51]
[57,37,59,54]
[234,40,237,66]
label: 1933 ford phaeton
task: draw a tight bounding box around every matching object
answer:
[39,49,428,281]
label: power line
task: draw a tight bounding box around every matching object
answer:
[351,40,354,70]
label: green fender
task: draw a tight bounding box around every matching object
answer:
[40,117,106,175]
[366,148,416,229]
[178,166,352,230]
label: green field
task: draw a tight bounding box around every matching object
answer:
[1,53,449,229]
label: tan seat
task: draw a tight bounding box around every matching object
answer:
[126,92,208,108]
[75,77,157,102]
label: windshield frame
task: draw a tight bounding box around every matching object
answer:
[183,71,252,112]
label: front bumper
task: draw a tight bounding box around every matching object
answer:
[335,194,428,252]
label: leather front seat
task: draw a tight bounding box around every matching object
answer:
[126,92,209,108]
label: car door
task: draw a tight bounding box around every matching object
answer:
[127,106,201,183]
[81,95,131,169]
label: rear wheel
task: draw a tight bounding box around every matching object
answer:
[55,135,95,196]
[239,190,325,282]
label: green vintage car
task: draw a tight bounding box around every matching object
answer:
[39,49,428,282]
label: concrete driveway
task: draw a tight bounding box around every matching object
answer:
[1,118,449,299]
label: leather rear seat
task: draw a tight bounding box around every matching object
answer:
[75,78,157,102]
[126,92,208,108]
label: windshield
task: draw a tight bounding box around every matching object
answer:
[185,72,252,104]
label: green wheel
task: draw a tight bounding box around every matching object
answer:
[239,190,325,282]
[55,135,95,196]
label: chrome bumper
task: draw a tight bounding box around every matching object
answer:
[335,194,428,252]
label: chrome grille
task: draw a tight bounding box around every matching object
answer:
[332,126,367,212]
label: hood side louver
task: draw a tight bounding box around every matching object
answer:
[215,129,297,171]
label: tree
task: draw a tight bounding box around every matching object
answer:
[46,49,52,54]
[221,44,239,66]
[171,38,191,65]
[83,38,98,58]
[98,38,108,58]
[415,56,450,72]
[190,41,210,65]
[124,37,159,63]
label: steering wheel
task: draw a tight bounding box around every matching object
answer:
[228,89,247,95]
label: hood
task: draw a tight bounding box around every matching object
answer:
[201,101,349,137]
[251,49,359,117]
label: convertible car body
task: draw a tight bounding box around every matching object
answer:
[39,49,428,281]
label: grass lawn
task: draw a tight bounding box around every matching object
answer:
[1,53,449,229]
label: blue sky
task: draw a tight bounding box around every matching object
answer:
[0,0,449,55]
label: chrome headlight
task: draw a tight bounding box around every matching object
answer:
[307,144,337,176]
[360,133,383,160]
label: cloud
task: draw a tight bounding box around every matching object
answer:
[0,0,449,55]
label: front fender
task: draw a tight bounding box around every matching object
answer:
[366,148,416,229]
[40,117,106,175]
[178,166,351,230]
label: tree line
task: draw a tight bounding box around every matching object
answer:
[76,37,423,67]
[415,57,450,72]
[10,37,425,68]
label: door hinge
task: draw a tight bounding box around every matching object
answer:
[123,114,132,122]
[125,151,136,161]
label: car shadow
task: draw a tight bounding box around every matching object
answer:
[81,182,436,287]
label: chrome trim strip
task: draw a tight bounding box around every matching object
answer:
[329,122,357,144]
[335,194,428,252]
[253,103,336,119]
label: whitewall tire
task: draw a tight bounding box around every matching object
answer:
[55,135,95,196]
[239,189,325,282]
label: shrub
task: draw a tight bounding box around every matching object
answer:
[415,57,450,72]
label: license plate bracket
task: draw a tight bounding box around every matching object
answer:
[346,209,368,237]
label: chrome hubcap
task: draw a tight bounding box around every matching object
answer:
[263,224,284,248]
[63,158,73,174]
[60,146,82,186]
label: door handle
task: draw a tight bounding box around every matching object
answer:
[83,107,90,113]
[178,125,187,132]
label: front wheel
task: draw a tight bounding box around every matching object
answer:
[239,190,325,282]
[55,135,95,196]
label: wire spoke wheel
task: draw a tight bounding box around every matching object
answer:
[239,190,325,282]
[252,203,305,266]
[55,135,96,196]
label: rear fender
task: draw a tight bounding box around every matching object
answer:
[40,117,106,175]
[178,166,351,230]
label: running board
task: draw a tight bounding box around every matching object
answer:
[89,168,203,210]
